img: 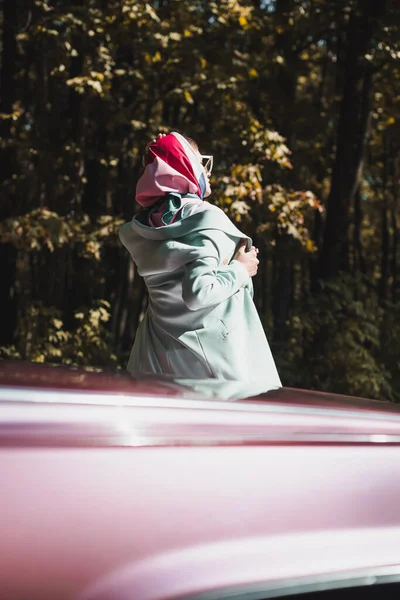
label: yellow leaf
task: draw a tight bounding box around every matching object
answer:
[153,51,162,63]
[239,15,248,27]
[248,68,258,78]
[306,239,315,252]
[184,90,194,104]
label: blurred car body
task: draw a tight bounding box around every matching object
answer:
[1,361,400,600]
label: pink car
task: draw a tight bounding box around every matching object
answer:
[1,361,400,600]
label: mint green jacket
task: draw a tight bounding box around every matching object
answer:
[119,202,281,396]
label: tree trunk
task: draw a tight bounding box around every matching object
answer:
[379,137,390,302]
[0,0,18,345]
[271,0,298,347]
[318,0,383,280]
[391,197,398,304]
[272,234,293,350]
[353,185,366,274]
[391,151,399,303]
[272,0,298,144]
[35,44,49,207]
[0,0,18,210]
[379,197,389,302]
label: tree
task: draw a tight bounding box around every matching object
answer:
[318,0,390,279]
[1,0,399,401]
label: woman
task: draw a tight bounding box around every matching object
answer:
[119,131,281,395]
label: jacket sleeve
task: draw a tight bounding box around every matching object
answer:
[182,240,250,311]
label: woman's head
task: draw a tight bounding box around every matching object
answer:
[136,132,212,207]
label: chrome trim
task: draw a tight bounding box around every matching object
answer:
[2,386,400,448]
[1,400,400,447]
[1,386,400,422]
[185,564,400,600]
[2,429,400,448]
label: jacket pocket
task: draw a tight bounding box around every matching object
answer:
[195,321,242,380]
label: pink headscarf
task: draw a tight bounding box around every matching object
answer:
[136,132,207,208]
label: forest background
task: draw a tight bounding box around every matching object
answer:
[0,0,399,400]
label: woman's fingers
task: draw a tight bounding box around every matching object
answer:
[234,241,247,259]
[146,133,166,149]
[152,133,165,144]
[234,242,260,278]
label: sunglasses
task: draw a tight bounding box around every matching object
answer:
[200,154,213,175]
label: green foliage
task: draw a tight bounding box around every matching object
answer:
[0,208,124,258]
[0,0,399,400]
[380,302,400,395]
[0,300,119,369]
[280,275,396,401]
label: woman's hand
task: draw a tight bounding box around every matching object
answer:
[233,242,259,277]
[147,133,166,148]
[142,133,166,166]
